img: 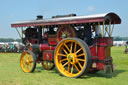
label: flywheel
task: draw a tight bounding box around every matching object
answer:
[56,25,75,42]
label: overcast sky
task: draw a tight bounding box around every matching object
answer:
[0,0,127,39]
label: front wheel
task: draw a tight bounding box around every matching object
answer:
[54,38,92,78]
[20,50,36,73]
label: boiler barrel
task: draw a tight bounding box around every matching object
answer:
[31,44,56,52]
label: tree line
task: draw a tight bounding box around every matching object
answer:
[0,38,22,42]
[113,36,128,41]
[0,37,127,42]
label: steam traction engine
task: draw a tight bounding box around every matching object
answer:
[11,13,121,78]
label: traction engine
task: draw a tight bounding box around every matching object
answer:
[11,13,121,78]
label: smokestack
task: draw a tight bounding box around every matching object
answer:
[36,15,43,20]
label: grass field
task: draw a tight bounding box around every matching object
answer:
[0,47,128,85]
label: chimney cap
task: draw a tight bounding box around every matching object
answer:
[36,15,43,20]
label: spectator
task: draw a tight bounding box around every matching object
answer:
[92,24,102,37]
[83,24,93,46]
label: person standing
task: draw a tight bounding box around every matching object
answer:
[92,24,102,37]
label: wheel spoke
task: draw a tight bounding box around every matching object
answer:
[24,55,27,60]
[75,48,82,54]
[63,62,68,67]
[27,55,30,60]
[25,65,28,70]
[64,43,70,52]
[23,64,26,69]
[78,61,83,69]
[30,63,33,67]
[70,42,73,53]
[23,57,26,61]
[74,42,77,53]
[25,54,28,58]
[29,60,33,63]
[60,58,67,62]
[74,64,80,72]
[27,65,30,71]
[28,55,32,60]
[57,53,67,57]
[28,64,31,71]
[62,48,68,55]
[76,58,86,62]
[23,61,26,67]
[28,64,32,70]
[28,56,33,63]
[77,53,85,57]
[22,57,25,62]
[71,64,74,74]
[68,63,70,72]
[22,57,26,65]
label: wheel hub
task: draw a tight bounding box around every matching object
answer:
[62,33,68,38]
[26,59,30,64]
[67,53,77,64]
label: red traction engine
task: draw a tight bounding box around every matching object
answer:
[11,13,121,78]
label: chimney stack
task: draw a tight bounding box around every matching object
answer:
[36,15,43,20]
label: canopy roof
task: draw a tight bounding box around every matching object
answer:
[11,12,121,28]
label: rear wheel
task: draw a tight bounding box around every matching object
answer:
[54,38,92,78]
[20,50,36,73]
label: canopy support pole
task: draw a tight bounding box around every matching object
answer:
[21,27,23,39]
[103,21,105,37]
[109,21,111,37]
[98,22,103,37]
[111,23,114,37]
[15,28,22,39]
[42,26,44,35]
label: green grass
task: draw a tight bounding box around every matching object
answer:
[0,47,128,85]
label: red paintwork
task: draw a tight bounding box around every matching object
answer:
[48,37,57,46]
[90,46,96,56]
[40,44,55,61]
[90,37,113,56]
[31,37,113,70]
[48,36,57,46]
[39,38,113,70]
[97,47,105,70]
[90,37,113,70]
[43,51,53,61]
[29,39,39,44]
[40,44,56,51]
[96,37,113,46]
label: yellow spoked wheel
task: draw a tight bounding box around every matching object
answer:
[20,51,36,73]
[42,61,55,70]
[54,38,92,78]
